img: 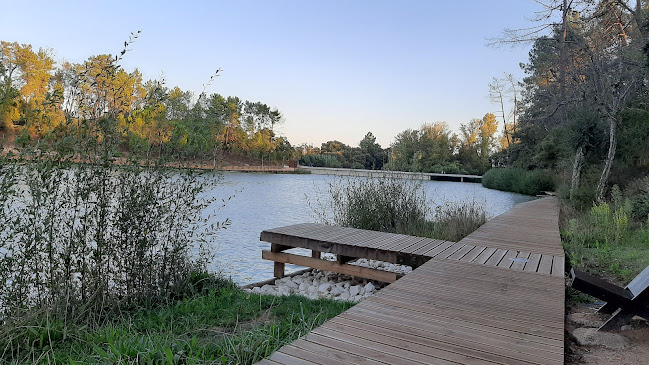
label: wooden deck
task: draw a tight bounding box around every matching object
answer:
[256,197,565,364]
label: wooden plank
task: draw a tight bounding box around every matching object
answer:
[509,251,530,271]
[386,236,432,253]
[290,339,384,365]
[472,247,497,265]
[446,244,475,260]
[538,255,554,275]
[458,246,485,262]
[523,253,542,273]
[338,311,564,363]
[551,256,565,277]
[484,248,508,266]
[360,300,562,348]
[262,250,399,283]
[420,240,455,257]
[497,250,518,269]
[434,242,466,259]
[270,351,319,365]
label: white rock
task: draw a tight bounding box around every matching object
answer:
[349,285,361,297]
[285,280,298,289]
[298,282,308,291]
[318,283,332,293]
[339,292,350,301]
[251,286,261,294]
[331,286,345,296]
[365,282,376,293]
[307,285,318,295]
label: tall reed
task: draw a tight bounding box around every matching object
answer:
[312,176,486,241]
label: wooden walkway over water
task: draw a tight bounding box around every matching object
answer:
[256,197,565,364]
[299,166,482,183]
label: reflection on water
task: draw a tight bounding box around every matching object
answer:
[203,172,533,284]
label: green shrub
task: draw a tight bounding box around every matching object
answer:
[482,167,555,195]
[300,154,342,168]
[625,176,649,221]
[319,177,429,233]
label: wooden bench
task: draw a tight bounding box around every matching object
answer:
[570,266,649,330]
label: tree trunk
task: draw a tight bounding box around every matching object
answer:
[559,0,569,103]
[570,145,585,201]
[596,117,617,203]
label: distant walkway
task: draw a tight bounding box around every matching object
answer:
[299,166,482,183]
[256,197,565,364]
[220,165,297,173]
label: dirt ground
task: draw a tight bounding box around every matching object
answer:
[565,303,649,364]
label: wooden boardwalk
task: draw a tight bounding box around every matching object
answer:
[256,197,565,364]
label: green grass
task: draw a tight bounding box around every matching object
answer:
[0,287,354,364]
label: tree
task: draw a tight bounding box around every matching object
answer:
[358,132,386,170]
[0,41,62,135]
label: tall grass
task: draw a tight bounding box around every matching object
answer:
[312,176,486,241]
[0,35,231,362]
[562,189,649,283]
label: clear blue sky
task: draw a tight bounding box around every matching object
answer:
[2,0,543,148]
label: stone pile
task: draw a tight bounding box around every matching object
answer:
[244,256,412,302]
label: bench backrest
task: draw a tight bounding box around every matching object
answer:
[627,264,649,297]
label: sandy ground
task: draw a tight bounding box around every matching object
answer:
[565,303,649,364]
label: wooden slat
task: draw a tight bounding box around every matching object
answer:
[510,251,530,271]
[446,244,475,260]
[524,253,542,273]
[458,246,486,262]
[484,248,508,266]
[538,255,554,275]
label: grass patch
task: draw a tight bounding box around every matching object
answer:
[0,286,353,364]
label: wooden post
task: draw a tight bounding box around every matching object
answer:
[312,250,321,259]
[336,255,354,265]
[271,243,290,278]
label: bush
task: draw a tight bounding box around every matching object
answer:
[625,176,649,221]
[300,154,342,168]
[318,177,429,233]
[482,167,555,195]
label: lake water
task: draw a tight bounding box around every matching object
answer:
[203,172,533,284]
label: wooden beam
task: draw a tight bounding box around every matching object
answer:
[262,250,399,283]
[570,269,633,307]
[261,231,398,263]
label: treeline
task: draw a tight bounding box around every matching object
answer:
[301,114,503,175]
[492,0,649,208]
[2,39,514,174]
[0,39,294,163]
